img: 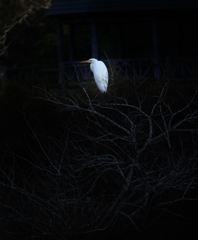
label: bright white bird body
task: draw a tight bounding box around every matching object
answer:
[80,58,108,93]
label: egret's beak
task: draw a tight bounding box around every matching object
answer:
[80,60,90,64]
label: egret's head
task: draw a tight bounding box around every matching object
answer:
[80,58,98,64]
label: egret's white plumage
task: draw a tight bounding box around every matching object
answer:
[80,58,108,93]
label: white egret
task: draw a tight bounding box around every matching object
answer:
[80,58,108,93]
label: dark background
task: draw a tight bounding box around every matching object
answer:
[1,1,198,239]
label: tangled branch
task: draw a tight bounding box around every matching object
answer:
[1,83,198,239]
[0,0,53,56]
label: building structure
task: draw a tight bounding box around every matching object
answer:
[47,0,198,86]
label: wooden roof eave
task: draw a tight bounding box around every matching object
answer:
[47,8,198,25]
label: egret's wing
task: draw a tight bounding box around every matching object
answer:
[93,61,108,93]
